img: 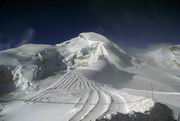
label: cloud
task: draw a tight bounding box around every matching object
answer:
[18,28,35,46]
[0,32,7,50]
[0,28,35,50]
[123,43,173,64]
[0,38,16,50]
[124,42,172,55]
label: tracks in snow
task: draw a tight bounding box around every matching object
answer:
[27,70,129,121]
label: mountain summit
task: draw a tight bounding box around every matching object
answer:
[56,32,137,69]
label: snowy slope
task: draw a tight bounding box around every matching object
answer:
[1,70,154,121]
[0,32,180,121]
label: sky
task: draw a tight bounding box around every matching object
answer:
[0,0,180,50]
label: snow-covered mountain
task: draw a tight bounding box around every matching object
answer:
[0,32,139,93]
[0,32,180,121]
[142,45,180,70]
[56,32,138,69]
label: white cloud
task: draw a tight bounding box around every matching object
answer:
[18,28,35,46]
[124,43,172,56]
[0,28,35,50]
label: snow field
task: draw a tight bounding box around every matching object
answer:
[3,70,153,121]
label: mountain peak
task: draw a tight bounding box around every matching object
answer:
[56,32,136,69]
[79,32,110,43]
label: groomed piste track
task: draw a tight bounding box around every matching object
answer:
[0,70,152,121]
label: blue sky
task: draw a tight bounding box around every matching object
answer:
[0,0,180,50]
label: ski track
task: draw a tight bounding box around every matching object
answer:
[75,72,92,90]
[76,71,95,90]
[61,73,76,89]
[58,72,74,89]
[103,89,129,115]
[69,90,98,121]
[27,71,72,101]
[25,70,129,121]
[76,73,87,89]
[81,90,111,121]
[69,71,128,121]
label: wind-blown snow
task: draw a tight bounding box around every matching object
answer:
[143,45,180,70]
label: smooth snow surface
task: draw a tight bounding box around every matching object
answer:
[1,32,180,121]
